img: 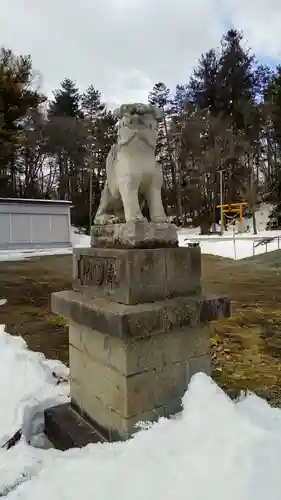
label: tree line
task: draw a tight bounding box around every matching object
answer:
[1,29,281,233]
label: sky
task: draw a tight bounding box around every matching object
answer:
[1,0,281,106]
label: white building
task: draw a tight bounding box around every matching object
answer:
[0,198,72,250]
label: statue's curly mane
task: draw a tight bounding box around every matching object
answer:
[114,103,163,120]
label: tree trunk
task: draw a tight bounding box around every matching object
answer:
[200,218,212,234]
[163,114,181,224]
[251,204,257,235]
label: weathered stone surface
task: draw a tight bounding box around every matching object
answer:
[126,327,210,375]
[73,246,201,304]
[91,221,178,249]
[69,323,127,372]
[52,290,230,340]
[69,322,210,376]
[44,396,185,449]
[154,362,187,409]
[68,324,211,424]
[44,403,108,450]
[187,354,212,378]
[70,376,83,409]
[46,355,213,447]
[70,347,186,418]
[69,344,85,376]
[72,391,183,441]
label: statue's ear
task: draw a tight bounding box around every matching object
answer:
[114,104,130,119]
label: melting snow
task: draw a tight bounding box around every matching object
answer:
[0,325,281,499]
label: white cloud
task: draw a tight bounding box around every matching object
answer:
[0,0,280,106]
[222,0,281,59]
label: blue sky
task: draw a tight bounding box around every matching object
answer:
[0,0,280,105]
[258,56,279,69]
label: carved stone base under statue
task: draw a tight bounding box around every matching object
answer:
[91,221,178,249]
[44,244,230,449]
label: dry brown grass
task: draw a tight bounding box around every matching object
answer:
[202,255,281,405]
[0,256,72,365]
[0,252,281,404]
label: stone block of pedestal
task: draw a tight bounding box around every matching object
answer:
[49,287,230,441]
[72,246,201,305]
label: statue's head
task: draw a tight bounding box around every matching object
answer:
[114,103,163,149]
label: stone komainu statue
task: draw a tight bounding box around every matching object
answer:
[94,103,168,225]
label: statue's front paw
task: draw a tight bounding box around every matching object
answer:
[108,215,121,224]
[94,214,121,225]
[150,215,168,223]
[127,214,147,223]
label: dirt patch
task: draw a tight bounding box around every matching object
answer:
[0,255,72,365]
[1,252,281,404]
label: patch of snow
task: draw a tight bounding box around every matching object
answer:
[0,325,69,445]
[1,326,281,499]
[0,298,7,306]
[71,227,91,248]
[0,228,90,262]
[179,230,281,260]
[0,248,73,262]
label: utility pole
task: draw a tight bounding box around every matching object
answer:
[219,169,224,235]
[88,166,93,232]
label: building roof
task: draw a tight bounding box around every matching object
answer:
[0,198,72,205]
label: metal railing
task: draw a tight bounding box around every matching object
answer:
[252,236,281,256]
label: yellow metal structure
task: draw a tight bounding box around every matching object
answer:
[216,202,248,233]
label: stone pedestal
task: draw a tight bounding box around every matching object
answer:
[90,221,178,248]
[44,223,230,449]
[73,246,201,304]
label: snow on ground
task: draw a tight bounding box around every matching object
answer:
[0,228,91,262]
[1,226,281,262]
[0,248,72,262]
[71,228,91,248]
[179,230,281,260]
[0,325,69,444]
[1,318,281,499]
[0,204,278,261]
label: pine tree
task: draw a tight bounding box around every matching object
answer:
[188,49,219,114]
[264,66,281,228]
[73,85,117,231]
[47,78,85,200]
[269,66,281,149]
[48,78,82,118]
[187,31,268,202]
[216,29,256,133]
[148,82,179,219]
[81,84,116,171]
[0,48,45,196]
[148,82,171,159]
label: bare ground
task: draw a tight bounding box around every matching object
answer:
[1,252,281,404]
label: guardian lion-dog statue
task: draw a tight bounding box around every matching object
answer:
[94,103,168,225]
